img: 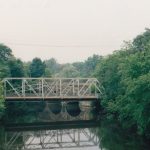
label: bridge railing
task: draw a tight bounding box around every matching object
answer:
[3,78,102,100]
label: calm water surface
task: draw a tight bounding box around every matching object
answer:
[0,101,149,150]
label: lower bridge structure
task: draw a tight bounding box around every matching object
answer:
[3,78,101,101]
[4,128,99,150]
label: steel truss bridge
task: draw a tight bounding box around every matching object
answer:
[4,128,99,150]
[3,78,101,101]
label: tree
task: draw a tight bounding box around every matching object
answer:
[73,55,102,77]
[0,44,12,62]
[29,58,46,77]
[0,82,5,119]
[8,59,24,77]
[95,33,150,137]
[133,28,150,51]
[0,44,13,78]
[0,64,10,79]
[45,58,60,74]
[55,64,80,78]
[85,55,102,76]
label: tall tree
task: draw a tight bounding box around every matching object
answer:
[55,64,80,77]
[45,58,60,74]
[95,30,150,137]
[0,44,13,78]
[0,44,12,62]
[8,59,24,77]
[73,55,102,77]
[133,28,150,51]
[29,58,46,77]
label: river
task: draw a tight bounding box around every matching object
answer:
[0,101,149,150]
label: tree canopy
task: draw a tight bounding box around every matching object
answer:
[95,29,150,137]
[29,58,46,77]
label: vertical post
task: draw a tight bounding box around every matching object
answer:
[73,79,75,96]
[4,79,6,98]
[42,78,44,99]
[60,130,62,142]
[94,80,97,97]
[39,79,41,96]
[57,130,59,142]
[78,79,79,97]
[56,80,58,96]
[78,130,80,146]
[22,79,25,98]
[60,79,62,97]
[73,130,76,142]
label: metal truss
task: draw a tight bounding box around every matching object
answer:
[4,128,99,150]
[3,78,102,100]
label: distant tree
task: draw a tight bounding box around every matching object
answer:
[45,58,60,74]
[8,59,24,77]
[0,44,12,62]
[72,62,85,77]
[0,64,10,79]
[0,44,13,78]
[84,54,102,76]
[29,58,46,77]
[72,55,102,77]
[23,61,31,77]
[55,64,80,78]
[44,68,52,77]
[133,28,150,51]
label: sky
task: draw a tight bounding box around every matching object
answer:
[0,0,150,63]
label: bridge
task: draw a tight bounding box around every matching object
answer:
[3,78,101,101]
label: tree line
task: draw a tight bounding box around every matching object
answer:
[0,29,150,138]
[95,29,150,138]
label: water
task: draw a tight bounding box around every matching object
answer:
[0,101,149,150]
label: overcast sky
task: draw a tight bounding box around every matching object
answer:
[0,0,150,63]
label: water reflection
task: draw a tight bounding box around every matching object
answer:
[4,128,99,150]
[0,101,149,150]
[5,101,98,124]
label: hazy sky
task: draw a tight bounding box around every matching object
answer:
[0,0,150,63]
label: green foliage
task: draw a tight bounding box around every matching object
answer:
[95,29,150,137]
[84,54,102,77]
[55,64,80,77]
[0,82,5,119]
[133,28,150,51]
[95,119,149,150]
[8,58,24,77]
[29,58,46,77]
[73,54,102,77]
[45,58,60,75]
[0,44,13,79]
[0,44,12,62]
[44,68,52,77]
[0,63,10,79]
